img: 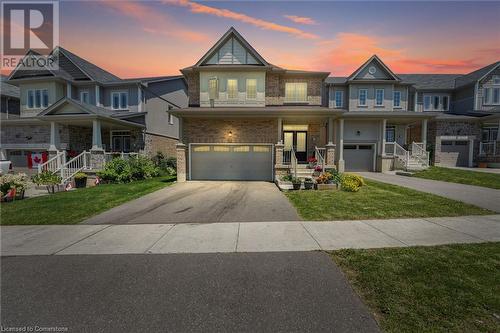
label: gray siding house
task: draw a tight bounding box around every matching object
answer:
[0,47,187,171]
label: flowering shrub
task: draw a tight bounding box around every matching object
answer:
[341,173,365,192]
[314,165,323,172]
[32,171,61,194]
[307,156,317,163]
[316,172,333,184]
[0,173,30,194]
[98,156,159,183]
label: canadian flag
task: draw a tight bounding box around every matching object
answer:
[27,152,48,169]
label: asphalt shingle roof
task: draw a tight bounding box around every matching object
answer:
[0,76,20,98]
[397,74,461,90]
[454,62,500,88]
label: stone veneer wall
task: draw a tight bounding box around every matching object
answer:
[143,133,178,157]
[182,118,277,144]
[1,124,53,144]
[185,72,200,106]
[265,73,323,106]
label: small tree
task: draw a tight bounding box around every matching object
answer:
[32,171,62,194]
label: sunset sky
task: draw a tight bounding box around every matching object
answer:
[20,1,500,78]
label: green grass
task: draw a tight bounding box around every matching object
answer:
[285,180,492,220]
[330,243,500,333]
[0,176,175,225]
[413,166,500,189]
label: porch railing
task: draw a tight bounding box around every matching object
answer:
[37,151,66,174]
[60,151,89,184]
[410,142,430,167]
[283,149,292,165]
[385,142,396,156]
[479,141,498,156]
[291,147,297,179]
[315,146,326,171]
[104,152,139,163]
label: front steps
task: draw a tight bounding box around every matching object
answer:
[293,164,315,180]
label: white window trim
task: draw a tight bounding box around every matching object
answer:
[110,130,131,152]
[245,78,257,100]
[111,91,129,110]
[80,90,89,104]
[393,91,402,108]
[285,82,308,102]
[423,94,450,111]
[484,87,500,105]
[358,89,368,107]
[492,75,500,85]
[334,90,343,108]
[375,89,384,106]
[226,78,238,100]
[168,113,174,125]
[26,89,49,109]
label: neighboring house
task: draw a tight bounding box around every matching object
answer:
[0,47,187,171]
[0,75,20,119]
[172,27,500,182]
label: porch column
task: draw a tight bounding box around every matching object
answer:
[48,121,60,153]
[328,117,334,144]
[421,118,428,147]
[277,117,283,144]
[381,119,387,156]
[337,119,345,172]
[91,119,103,151]
[0,149,7,160]
[176,143,187,182]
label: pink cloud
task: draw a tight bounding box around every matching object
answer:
[164,0,319,39]
[284,15,317,25]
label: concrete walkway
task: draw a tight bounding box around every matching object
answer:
[359,172,500,213]
[2,215,499,256]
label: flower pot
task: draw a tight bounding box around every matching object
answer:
[304,181,314,190]
[75,177,87,188]
[292,182,302,190]
[317,183,340,191]
[478,162,488,168]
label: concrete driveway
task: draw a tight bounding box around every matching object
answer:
[84,181,301,224]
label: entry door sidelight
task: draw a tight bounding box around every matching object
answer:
[283,131,308,163]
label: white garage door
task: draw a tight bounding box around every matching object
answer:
[344,144,375,172]
[440,140,469,167]
[190,144,273,181]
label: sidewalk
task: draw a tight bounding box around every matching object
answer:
[2,215,499,256]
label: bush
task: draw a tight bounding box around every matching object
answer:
[153,152,176,176]
[0,173,30,194]
[281,174,293,182]
[341,173,365,192]
[32,171,61,194]
[74,172,87,179]
[97,156,159,183]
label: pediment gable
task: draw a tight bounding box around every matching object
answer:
[38,99,91,116]
[196,27,268,67]
[348,55,400,81]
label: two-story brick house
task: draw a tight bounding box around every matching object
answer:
[0,47,187,171]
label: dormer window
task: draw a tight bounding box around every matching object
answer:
[112,91,128,110]
[484,87,500,105]
[27,89,49,109]
[493,75,500,85]
[80,90,89,104]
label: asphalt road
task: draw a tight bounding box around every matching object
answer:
[1,252,380,333]
[84,181,302,224]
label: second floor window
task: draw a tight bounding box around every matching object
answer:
[227,79,238,99]
[112,92,128,110]
[208,78,218,100]
[484,87,500,105]
[482,127,498,142]
[393,91,401,108]
[335,90,343,108]
[424,94,449,111]
[80,91,89,104]
[493,75,500,85]
[358,89,367,106]
[246,79,257,99]
[285,82,307,102]
[375,89,384,106]
[27,89,49,109]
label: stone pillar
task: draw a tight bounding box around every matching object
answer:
[326,143,335,168]
[337,119,345,172]
[381,119,387,156]
[91,119,103,151]
[421,119,428,147]
[90,150,105,170]
[277,118,283,144]
[49,121,60,156]
[176,143,187,182]
[328,117,334,144]
[275,143,284,167]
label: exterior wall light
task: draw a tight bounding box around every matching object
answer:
[356,130,361,136]
[228,131,232,137]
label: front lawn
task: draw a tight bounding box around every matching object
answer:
[413,166,500,189]
[285,180,492,220]
[330,243,500,332]
[0,176,175,225]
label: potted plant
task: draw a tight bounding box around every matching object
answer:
[291,177,302,190]
[74,172,88,188]
[303,177,314,190]
[315,171,340,191]
[307,156,317,168]
[0,173,29,201]
[313,164,323,176]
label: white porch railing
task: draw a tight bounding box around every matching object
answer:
[385,142,429,170]
[410,142,430,167]
[479,141,498,156]
[385,142,396,156]
[283,149,292,165]
[37,151,66,174]
[291,147,298,178]
[60,151,90,184]
[315,146,326,171]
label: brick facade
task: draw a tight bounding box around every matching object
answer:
[143,133,178,158]
[265,73,323,106]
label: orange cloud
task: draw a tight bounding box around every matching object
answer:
[284,15,317,25]
[164,0,319,39]
[101,0,208,42]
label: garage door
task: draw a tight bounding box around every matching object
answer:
[7,150,29,168]
[344,144,374,172]
[190,144,273,181]
[440,140,469,167]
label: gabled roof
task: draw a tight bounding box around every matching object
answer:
[0,76,20,98]
[398,74,461,90]
[347,55,400,81]
[194,27,269,67]
[455,61,500,88]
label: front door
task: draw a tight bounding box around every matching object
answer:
[283,131,307,163]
